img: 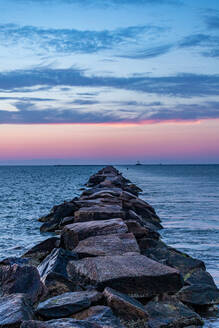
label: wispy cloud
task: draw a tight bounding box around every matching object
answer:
[178,33,219,57]
[0,23,163,56]
[204,14,219,30]
[0,68,219,98]
[117,44,173,59]
[0,100,218,125]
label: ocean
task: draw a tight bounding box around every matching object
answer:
[0,164,218,327]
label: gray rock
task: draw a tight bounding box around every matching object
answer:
[38,248,79,297]
[36,292,91,319]
[22,237,60,265]
[0,264,45,304]
[73,305,125,328]
[0,294,34,328]
[177,284,219,307]
[21,319,101,327]
[103,287,148,324]
[144,298,203,328]
[60,219,128,250]
[74,233,140,257]
[74,205,125,223]
[68,254,183,297]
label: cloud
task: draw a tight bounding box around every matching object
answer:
[0,100,219,125]
[0,23,163,56]
[117,44,173,59]
[0,68,219,98]
[205,14,219,30]
[178,33,219,58]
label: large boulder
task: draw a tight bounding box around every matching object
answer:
[0,294,34,328]
[0,264,45,305]
[142,239,205,277]
[67,254,183,297]
[22,237,60,266]
[144,297,203,328]
[36,292,94,319]
[103,287,148,325]
[125,220,160,240]
[60,219,128,250]
[38,248,79,297]
[73,305,125,328]
[177,284,219,308]
[74,233,140,258]
[74,205,125,223]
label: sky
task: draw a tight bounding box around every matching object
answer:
[0,0,219,164]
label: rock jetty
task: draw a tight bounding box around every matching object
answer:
[0,165,218,327]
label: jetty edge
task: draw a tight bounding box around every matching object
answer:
[0,166,218,327]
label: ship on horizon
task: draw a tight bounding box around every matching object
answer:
[136,160,142,166]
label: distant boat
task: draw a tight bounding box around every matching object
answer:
[136,160,142,166]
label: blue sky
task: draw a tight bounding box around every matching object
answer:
[0,0,218,125]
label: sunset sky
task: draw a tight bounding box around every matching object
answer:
[0,0,219,164]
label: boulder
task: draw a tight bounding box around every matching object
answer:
[40,219,60,233]
[60,219,128,250]
[74,233,140,257]
[21,319,101,328]
[0,264,45,304]
[74,205,125,223]
[38,248,79,297]
[177,284,219,308]
[0,294,34,328]
[184,268,217,288]
[144,298,203,328]
[22,237,60,265]
[73,305,125,328]
[143,239,205,276]
[60,216,75,227]
[36,292,93,319]
[0,257,30,266]
[103,287,148,325]
[125,220,160,240]
[68,254,183,297]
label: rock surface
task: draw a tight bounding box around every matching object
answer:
[60,219,128,250]
[74,233,140,257]
[0,264,45,304]
[68,254,183,297]
[0,294,34,328]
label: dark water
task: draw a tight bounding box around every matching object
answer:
[0,165,218,327]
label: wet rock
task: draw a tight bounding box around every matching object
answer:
[80,187,122,199]
[184,268,217,288]
[177,284,219,308]
[144,298,203,328]
[103,287,149,325]
[40,219,60,233]
[75,233,140,258]
[36,291,92,319]
[60,216,75,227]
[125,220,160,240]
[0,264,45,304]
[38,248,79,297]
[0,294,34,328]
[74,205,125,223]
[73,306,125,328]
[143,239,205,276]
[22,237,60,266]
[0,257,30,266]
[60,219,128,250]
[68,254,183,297]
[21,319,101,328]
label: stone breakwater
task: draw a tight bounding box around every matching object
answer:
[0,166,218,328]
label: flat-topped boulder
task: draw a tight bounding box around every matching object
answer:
[60,219,128,250]
[0,294,34,328]
[68,254,183,297]
[74,233,140,257]
[103,287,149,325]
[74,205,125,223]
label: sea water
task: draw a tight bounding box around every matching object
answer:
[0,164,218,327]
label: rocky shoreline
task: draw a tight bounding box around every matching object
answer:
[0,166,218,327]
